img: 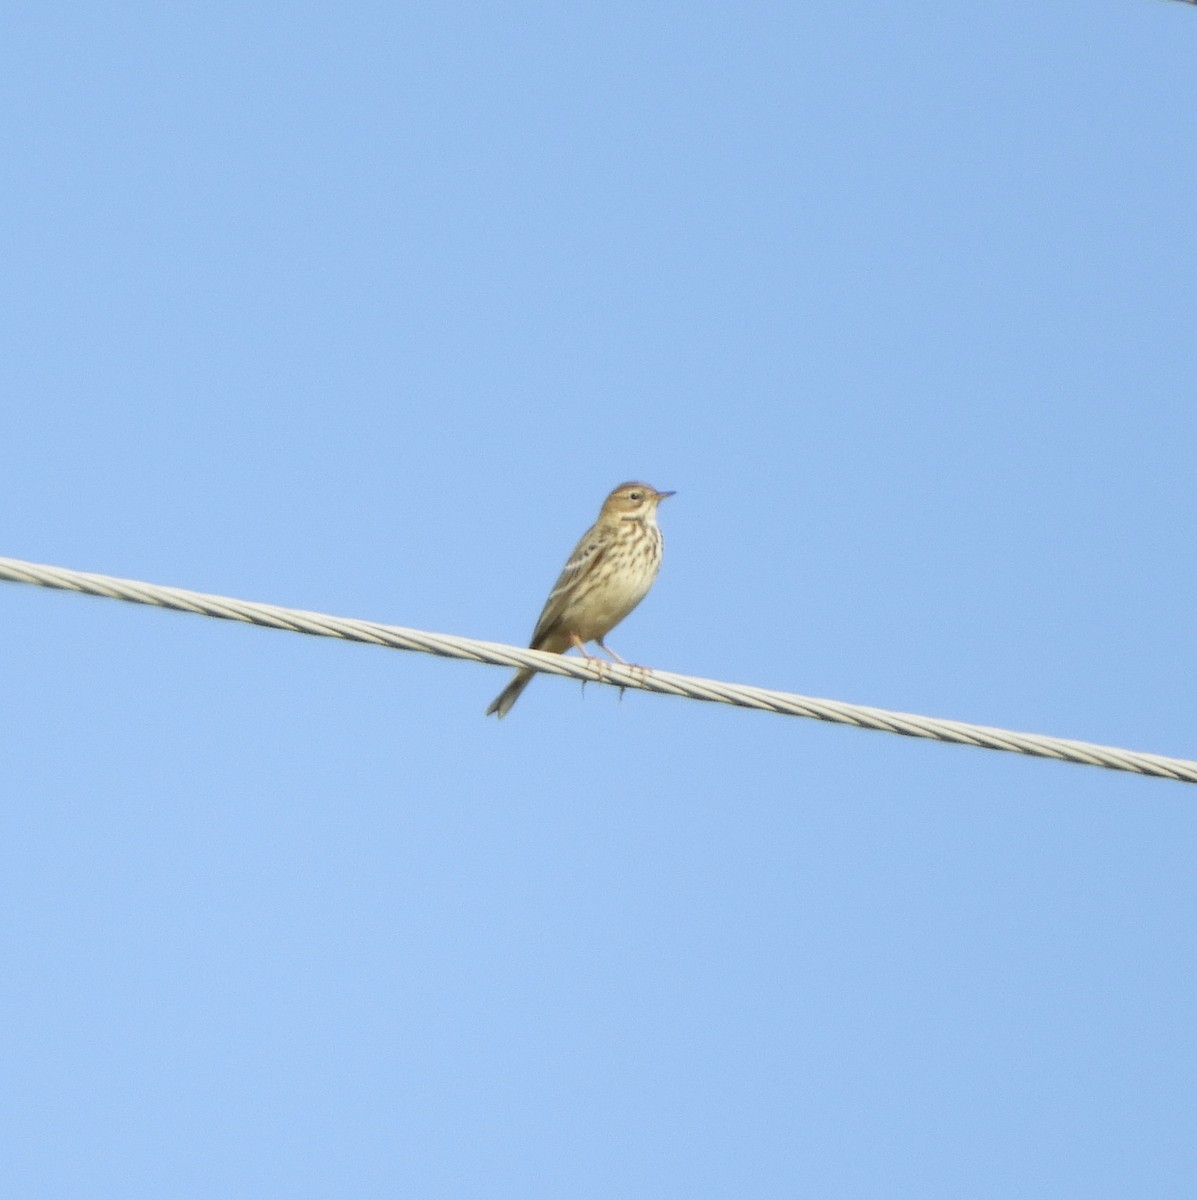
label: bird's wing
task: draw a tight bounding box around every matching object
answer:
[529,525,607,648]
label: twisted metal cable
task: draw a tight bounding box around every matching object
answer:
[1,553,1193,785]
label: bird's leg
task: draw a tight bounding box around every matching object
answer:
[596,638,650,684]
[593,638,628,665]
[593,639,651,705]
[569,632,607,693]
[568,632,598,659]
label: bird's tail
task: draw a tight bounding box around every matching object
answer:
[485,669,535,718]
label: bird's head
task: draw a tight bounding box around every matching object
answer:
[600,482,676,522]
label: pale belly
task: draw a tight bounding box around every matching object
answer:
[557,540,661,643]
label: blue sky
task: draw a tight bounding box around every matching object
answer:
[2,3,1196,1195]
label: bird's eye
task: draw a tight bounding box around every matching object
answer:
[629,491,642,500]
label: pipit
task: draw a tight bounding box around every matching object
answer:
[486,481,675,717]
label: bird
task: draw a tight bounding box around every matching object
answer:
[486,481,675,718]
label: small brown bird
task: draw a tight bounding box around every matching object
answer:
[486,481,675,717]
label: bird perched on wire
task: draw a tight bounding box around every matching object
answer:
[486,481,675,718]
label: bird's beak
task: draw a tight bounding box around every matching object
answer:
[655,490,676,501]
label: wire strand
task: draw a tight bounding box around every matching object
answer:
[1,553,1193,785]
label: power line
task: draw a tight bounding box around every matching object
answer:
[1,553,1193,785]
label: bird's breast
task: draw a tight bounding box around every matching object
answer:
[558,528,663,642]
